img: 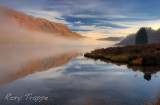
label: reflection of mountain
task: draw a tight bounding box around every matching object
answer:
[1,53,76,85]
[0,4,83,39]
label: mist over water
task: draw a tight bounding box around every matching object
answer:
[0,13,115,85]
[0,11,114,46]
[1,6,160,105]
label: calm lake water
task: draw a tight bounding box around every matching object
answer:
[0,45,160,105]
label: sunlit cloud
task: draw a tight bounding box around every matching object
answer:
[74,21,83,24]
[1,0,160,39]
[22,9,71,25]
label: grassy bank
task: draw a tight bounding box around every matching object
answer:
[84,43,160,66]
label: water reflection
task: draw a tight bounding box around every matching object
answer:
[93,58,160,81]
[0,46,79,85]
[1,46,160,105]
[3,53,77,85]
[0,55,160,105]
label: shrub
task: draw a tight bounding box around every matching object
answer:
[128,55,138,61]
[130,49,141,54]
[142,53,160,65]
[129,58,142,66]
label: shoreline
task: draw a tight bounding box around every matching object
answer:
[84,43,160,67]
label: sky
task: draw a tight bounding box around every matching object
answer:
[0,0,160,39]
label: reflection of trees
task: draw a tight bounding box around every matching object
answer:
[129,66,160,81]
[98,58,160,74]
[128,66,160,74]
[144,73,151,81]
[95,58,160,81]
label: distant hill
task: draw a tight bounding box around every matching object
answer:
[0,4,84,39]
[97,37,124,41]
[118,28,160,45]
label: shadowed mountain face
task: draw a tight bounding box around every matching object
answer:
[0,4,83,39]
[118,28,160,45]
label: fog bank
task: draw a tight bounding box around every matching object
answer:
[0,14,115,84]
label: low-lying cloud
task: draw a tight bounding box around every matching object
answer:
[0,13,115,85]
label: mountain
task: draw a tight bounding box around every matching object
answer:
[0,4,83,39]
[97,37,124,41]
[118,28,160,45]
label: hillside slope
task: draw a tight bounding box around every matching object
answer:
[0,4,83,39]
[118,28,160,45]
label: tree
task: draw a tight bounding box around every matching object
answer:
[135,27,148,44]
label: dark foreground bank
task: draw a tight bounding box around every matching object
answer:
[84,43,160,66]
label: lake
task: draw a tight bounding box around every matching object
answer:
[0,44,160,105]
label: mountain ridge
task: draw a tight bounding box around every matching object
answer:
[0,4,84,39]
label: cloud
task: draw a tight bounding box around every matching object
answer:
[101,19,160,35]
[69,14,129,19]
[22,9,71,25]
[70,19,160,39]
[74,21,83,24]
[74,65,81,69]
[1,0,160,39]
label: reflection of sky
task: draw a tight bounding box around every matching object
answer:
[0,56,160,105]
[1,0,160,38]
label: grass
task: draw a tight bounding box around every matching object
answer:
[84,43,160,66]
